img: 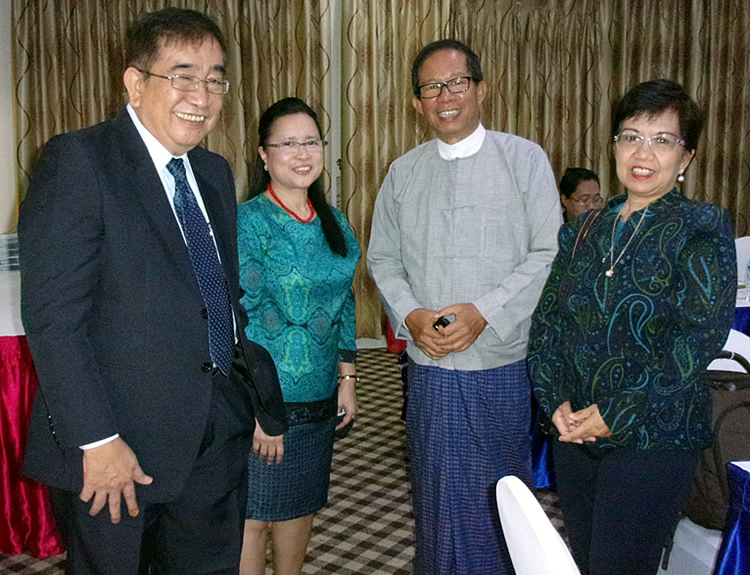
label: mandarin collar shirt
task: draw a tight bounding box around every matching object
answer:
[368,129,562,370]
[436,123,486,160]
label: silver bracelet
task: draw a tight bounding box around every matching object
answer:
[337,374,359,383]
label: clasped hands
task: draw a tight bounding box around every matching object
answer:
[405,303,487,360]
[551,401,613,443]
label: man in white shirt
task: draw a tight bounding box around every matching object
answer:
[19,8,285,574]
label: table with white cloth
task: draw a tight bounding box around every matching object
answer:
[0,270,63,557]
[733,296,750,336]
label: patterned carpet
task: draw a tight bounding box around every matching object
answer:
[0,347,563,574]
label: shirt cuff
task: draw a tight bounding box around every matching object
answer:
[80,434,120,450]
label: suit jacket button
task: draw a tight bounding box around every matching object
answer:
[201,308,208,319]
[202,362,213,373]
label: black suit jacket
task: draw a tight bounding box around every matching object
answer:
[19,110,287,502]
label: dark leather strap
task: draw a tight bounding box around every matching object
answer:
[571,208,603,259]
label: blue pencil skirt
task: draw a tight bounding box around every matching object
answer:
[246,397,337,522]
[406,358,533,575]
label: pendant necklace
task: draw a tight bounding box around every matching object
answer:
[603,206,649,277]
[267,184,315,223]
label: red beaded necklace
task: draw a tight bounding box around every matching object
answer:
[267,184,315,223]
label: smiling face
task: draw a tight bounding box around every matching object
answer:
[124,37,225,157]
[615,109,695,209]
[258,113,324,196]
[412,49,487,144]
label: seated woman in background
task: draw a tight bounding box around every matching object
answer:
[238,97,360,575]
[559,167,602,221]
[528,79,736,575]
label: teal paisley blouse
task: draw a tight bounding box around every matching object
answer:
[238,195,360,403]
[528,190,736,450]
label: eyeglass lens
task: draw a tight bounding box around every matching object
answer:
[615,132,682,151]
[172,75,228,94]
[268,141,326,153]
[573,196,603,206]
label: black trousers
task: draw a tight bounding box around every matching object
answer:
[553,441,699,575]
[49,370,253,575]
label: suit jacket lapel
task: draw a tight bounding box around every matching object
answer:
[113,111,201,295]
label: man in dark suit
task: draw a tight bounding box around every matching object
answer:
[18,8,286,574]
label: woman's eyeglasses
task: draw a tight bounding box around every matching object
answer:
[265,140,328,153]
[614,131,686,153]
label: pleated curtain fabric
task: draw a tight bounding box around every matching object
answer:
[11,0,750,339]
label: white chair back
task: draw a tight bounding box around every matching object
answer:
[495,475,580,575]
[708,329,750,373]
[735,236,750,283]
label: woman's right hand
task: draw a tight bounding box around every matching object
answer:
[551,401,578,437]
[252,418,284,464]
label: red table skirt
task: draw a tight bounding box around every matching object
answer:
[385,318,407,354]
[0,336,64,557]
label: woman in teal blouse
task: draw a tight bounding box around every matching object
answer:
[237,98,360,575]
[528,80,736,575]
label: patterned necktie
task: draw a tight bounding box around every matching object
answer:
[167,157,234,375]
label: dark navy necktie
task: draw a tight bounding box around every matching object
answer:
[167,157,234,375]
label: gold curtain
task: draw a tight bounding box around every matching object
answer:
[447,0,750,227]
[340,0,451,338]
[343,0,750,338]
[12,0,330,205]
[220,0,331,202]
[13,0,750,339]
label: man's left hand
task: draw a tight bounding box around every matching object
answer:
[435,303,487,353]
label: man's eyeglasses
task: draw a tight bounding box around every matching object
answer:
[613,131,686,153]
[417,76,473,99]
[138,70,230,95]
[265,140,328,154]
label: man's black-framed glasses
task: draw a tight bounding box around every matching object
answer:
[138,69,230,95]
[418,76,473,99]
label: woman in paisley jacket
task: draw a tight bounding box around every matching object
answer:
[237,98,360,575]
[528,79,736,575]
